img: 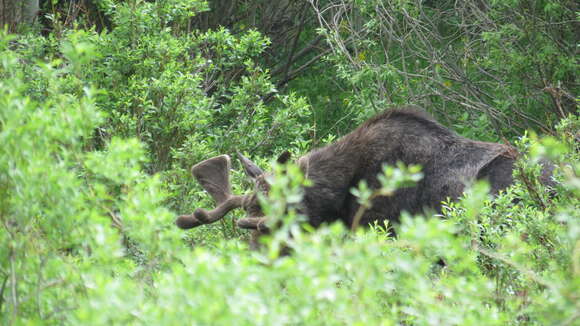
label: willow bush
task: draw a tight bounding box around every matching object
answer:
[311,0,577,138]
[1,0,578,324]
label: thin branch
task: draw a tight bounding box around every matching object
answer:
[475,246,553,290]
[0,274,8,313]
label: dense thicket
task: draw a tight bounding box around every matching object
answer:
[0,0,578,324]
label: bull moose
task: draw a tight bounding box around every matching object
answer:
[176,107,552,233]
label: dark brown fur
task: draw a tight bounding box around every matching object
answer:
[178,106,552,233]
[278,107,514,227]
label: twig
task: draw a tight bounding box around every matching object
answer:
[10,246,18,322]
[475,246,553,290]
[0,274,8,313]
[351,191,385,231]
[516,165,547,210]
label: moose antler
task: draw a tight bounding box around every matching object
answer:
[237,217,270,232]
[176,155,247,229]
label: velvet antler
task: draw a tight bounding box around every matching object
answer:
[176,155,247,229]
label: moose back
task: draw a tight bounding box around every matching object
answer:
[176,107,547,232]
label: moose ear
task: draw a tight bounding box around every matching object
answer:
[236,151,264,179]
[276,151,291,165]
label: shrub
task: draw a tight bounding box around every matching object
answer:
[1,1,578,324]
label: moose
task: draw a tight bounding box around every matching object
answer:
[176,107,553,233]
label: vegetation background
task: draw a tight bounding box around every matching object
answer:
[0,0,578,325]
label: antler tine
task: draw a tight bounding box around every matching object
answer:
[237,217,270,233]
[176,195,246,229]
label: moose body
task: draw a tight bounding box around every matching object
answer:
[177,107,542,232]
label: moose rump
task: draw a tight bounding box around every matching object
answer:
[176,107,519,232]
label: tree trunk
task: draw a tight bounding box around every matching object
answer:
[1,0,39,32]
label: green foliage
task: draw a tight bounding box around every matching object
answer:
[351,163,423,230]
[1,0,578,324]
[0,32,181,324]
[315,0,578,136]
[18,0,314,219]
